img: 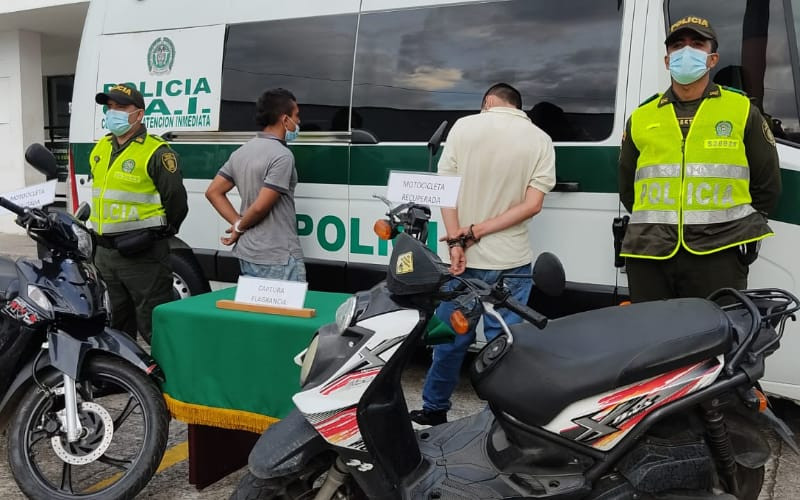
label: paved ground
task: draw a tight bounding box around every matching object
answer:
[0,233,799,498]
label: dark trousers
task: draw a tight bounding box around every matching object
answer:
[94,239,173,341]
[626,247,748,303]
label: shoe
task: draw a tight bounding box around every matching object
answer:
[409,409,447,426]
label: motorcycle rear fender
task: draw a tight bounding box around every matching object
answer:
[0,327,162,430]
[248,409,328,479]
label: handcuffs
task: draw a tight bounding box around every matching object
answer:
[446,224,480,249]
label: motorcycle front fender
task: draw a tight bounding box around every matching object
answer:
[48,327,162,382]
[248,409,327,479]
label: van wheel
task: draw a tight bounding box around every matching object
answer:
[170,252,210,299]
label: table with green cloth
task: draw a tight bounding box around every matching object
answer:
[152,286,351,433]
[151,286,350,488]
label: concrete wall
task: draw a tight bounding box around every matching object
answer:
[0,29,46,233]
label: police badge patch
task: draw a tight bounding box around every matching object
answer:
[762,118,776,146]
[121,159,136,173]
[162,152,178,173]
[715,121,733,137]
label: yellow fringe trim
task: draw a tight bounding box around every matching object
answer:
[163,393,279,434]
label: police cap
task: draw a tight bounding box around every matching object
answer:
[95,83,145,109]
[665,16,717,45]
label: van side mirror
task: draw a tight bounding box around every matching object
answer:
[24,143,59,179]
[533,252,565,297]
[75,202,91,222]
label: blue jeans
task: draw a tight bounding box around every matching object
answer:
[239,256,307,282]
[422,264,532,412]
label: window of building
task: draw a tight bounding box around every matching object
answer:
[220,14,357,132]
[352,0,623,142]
[668,1,800,143]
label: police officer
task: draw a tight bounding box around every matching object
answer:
[619,17,781,302]
[92,83,188,342]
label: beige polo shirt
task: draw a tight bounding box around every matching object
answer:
[437,107,556,269]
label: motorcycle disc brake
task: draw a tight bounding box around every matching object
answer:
[50,402,115,465]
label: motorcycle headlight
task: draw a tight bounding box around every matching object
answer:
[335,296,357,333]
[71,223,94,259]
[27,285,53,314]
[298,334,320,386]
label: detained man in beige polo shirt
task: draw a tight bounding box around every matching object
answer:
[410,83,556,427]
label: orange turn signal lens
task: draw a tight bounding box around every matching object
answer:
[619,300,632,307]
[374,220,393,240]
[753,388,769,413]
[450,310,470,335]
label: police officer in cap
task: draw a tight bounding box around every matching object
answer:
[618,16,781,302]
[92,83,188,343]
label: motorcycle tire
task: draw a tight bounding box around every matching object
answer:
[7,355,170,500]
[229,458,346,500]
[731,464,765,500]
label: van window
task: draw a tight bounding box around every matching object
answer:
[668,2,800,143]
[352,0,623,142]
[220,14,357,132]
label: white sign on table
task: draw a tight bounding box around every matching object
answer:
[0,180,57,216]
[234,276,308,310]
[386,172,461,208]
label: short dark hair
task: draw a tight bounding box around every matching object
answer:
[255,88,297,127]
[483,83,523,109]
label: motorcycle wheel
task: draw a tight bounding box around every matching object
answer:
[729,465,764,500]
[229,457,362,500]
[7,355,169,500]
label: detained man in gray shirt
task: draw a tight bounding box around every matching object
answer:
[205,88,306,281]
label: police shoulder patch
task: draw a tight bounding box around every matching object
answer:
[161,152,178,173]
[638,94,659,107]
[762,118,776,146]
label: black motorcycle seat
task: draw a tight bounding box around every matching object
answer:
[471,298,731,427]
[0,257,19,301]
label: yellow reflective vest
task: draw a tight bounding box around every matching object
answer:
[621,88,773,259]
[89,134,168,235]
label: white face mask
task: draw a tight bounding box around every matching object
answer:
[285,117,300,141]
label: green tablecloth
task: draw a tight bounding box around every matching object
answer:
[151,287,351,433]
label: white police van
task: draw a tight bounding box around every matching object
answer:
[69,0,800,400]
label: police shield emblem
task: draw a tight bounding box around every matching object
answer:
[147,37,175,75]
[121,159,136,173]
[715,121,733,137]
[161,152,178,173]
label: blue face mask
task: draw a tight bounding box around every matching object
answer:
[668,46,711,85]
[284,117,300,142]
[105,109,136,136]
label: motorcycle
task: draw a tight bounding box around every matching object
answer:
[231,133,799,500]
[0,144,169,499]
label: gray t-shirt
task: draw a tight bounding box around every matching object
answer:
[218,132,303,265]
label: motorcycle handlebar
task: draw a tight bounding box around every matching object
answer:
[0,197,24,216]
[504,296,548,329]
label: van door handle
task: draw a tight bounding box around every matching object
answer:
[553,181,580,192]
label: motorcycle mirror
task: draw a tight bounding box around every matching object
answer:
[24,143,59,179]
[427,121,448,171]
[533,252,565,297]
[75,202,91,222]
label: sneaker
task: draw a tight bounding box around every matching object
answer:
[409,409,447,426]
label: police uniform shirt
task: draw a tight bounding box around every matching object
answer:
[619,82,781,217]
[103,126,189,233]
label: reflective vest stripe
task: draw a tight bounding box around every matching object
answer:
[630,210,679,225]
[684,164,750,180]
[91,188,163,205]
[100,217,167,233]
[634,164,681,181]
[683,204,756,225]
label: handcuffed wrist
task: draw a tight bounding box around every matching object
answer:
[234,219,246,234]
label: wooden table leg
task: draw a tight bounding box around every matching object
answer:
[188,424,261,489]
